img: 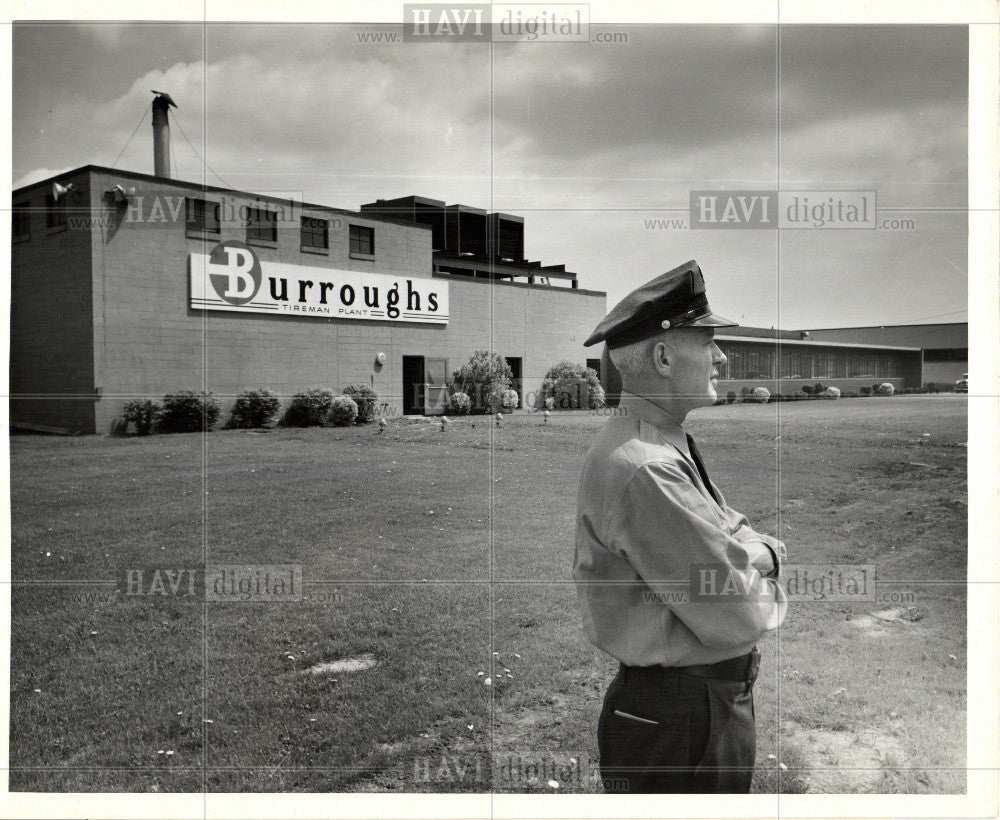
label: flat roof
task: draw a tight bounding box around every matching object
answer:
[13,164,433,232]
[802,321,967,331]
[714,334,921,352]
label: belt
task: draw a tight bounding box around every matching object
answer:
[621,647,760,683]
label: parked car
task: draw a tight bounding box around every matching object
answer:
[955,373,969,393]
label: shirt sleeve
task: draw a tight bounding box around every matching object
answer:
[605,460,787,651]
[721,505,787,579]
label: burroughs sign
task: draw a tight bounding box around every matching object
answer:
[189,241,448,324]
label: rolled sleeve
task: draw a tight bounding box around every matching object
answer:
[606,461,787,650]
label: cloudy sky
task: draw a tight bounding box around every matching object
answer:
[12,22,968,328]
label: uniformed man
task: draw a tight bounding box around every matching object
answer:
[573,260,787,794]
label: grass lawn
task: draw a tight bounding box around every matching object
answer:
[8,395,967,793]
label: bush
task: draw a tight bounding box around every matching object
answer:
[824,386,841,399]
[159,390,221,433]
[446,391,472,415]
[726,391,737,405]
[452,351,513,413]
[740,386,751,400]
[343,384,379,423]
[500,389,519,412]
[751,387,771,403]
[282,387,334,427]
[878,382,895,396]
[843,390,859,398]
[228,389,280,429]
[924,382,938,394]
[120,398,162,435]
[328,396,359,426]
[813,383,826,395]
[801,385,813,396]
[859,386,872,397]
[537,361,604,410]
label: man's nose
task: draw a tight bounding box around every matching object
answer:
[712,343,727,366]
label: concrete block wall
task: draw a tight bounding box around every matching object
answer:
[10,168,97,432]
[83,168,606,430]
[88,169,437,431]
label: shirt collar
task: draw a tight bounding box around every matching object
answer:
[619,391,689,456]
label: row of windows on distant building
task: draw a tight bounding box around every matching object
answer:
[12,194,377,259]
[716,344,907,380]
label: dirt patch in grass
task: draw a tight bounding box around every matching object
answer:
[780,720,906,793]
[308,654,378,675]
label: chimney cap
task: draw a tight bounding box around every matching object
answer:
[151,90,178,108]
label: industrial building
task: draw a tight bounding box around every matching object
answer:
[803,323,968,386]
[9,94,606,434]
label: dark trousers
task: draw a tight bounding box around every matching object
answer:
[597,658,758,793]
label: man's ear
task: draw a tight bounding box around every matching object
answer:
[652,341,671,377]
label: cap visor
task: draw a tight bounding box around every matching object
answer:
[687,311,739,328]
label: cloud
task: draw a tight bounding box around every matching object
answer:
[13,167,74,190]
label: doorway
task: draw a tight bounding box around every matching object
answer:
[505,357,523,409]
[402,355,449,415]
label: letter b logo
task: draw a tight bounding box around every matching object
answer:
[208,241,262,305]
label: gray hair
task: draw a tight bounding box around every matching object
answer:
[608,333,671,381]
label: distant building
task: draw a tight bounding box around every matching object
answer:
[600,324,941,405]
[802,323,968,386]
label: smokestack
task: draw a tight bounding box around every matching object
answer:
[151,91,177,178]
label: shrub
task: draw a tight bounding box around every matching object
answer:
[801,385,813,396]
[452,351,513,413]
[500,389,519,412]
[740,386,751,400]
[120,398,162,435]
[813,382,825,395]
[751,387,771,403]
[878,382,895,396]
[537,361,604,410]
[726,391,737,404]
[843,390,859,398]
[159,390,221,433]
[872,383,882,394]
[343,384,379,423]
[446,391,472,415]
[328,396,359,427]
[924,382,937,394]
[859,386,872,397]
[228,389,280,429]
[282,387,334,427]
[824,386,841,399]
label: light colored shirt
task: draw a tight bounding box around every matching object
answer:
[573,392,788,667]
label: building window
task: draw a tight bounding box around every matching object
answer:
[185,197,220,235]
[349,224,375,256]
[45,193,66,231]
[778,348,811,379]
[247,206,278,244]
[848,352,875,378]
[301,216,329,251]
[12,201,30,242]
